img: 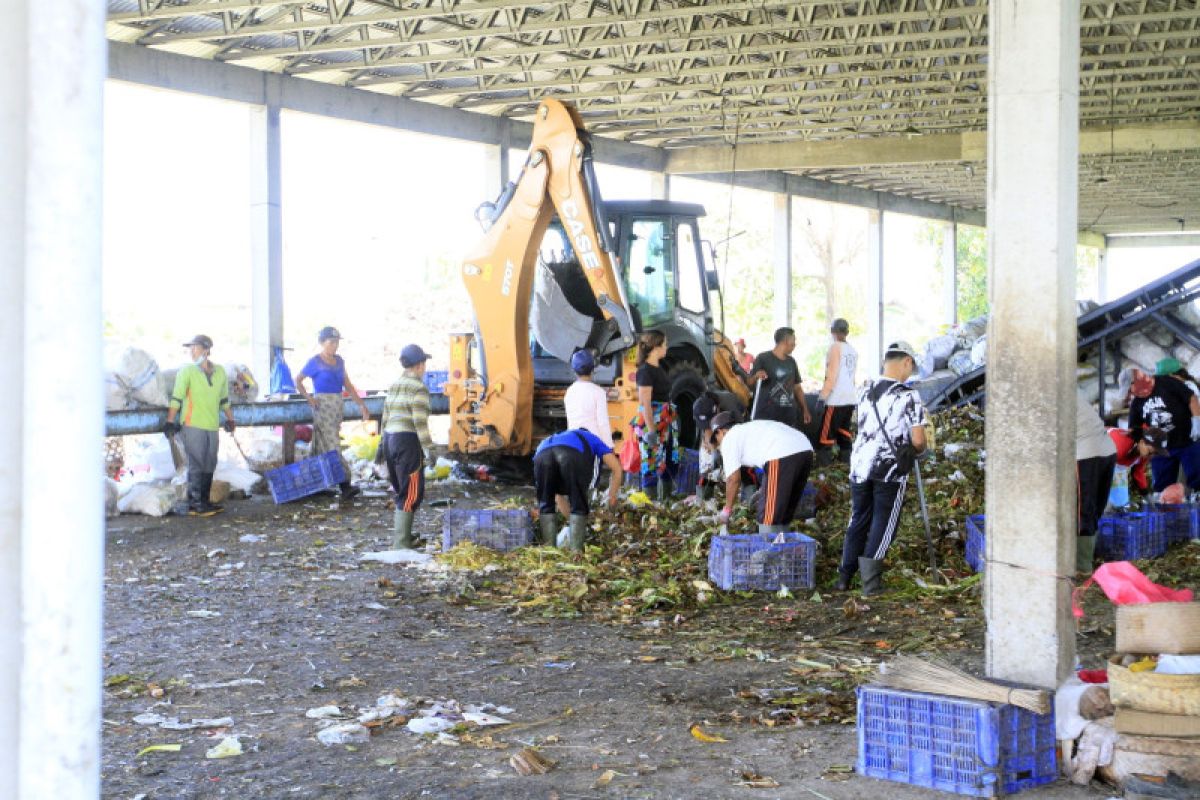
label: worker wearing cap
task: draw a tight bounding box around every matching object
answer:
[1075,391,1118,575]
[712,412,814,533]
[164,335,235,515]
[295,326,371,499]
[1108,425,1168,494]
[382,344,436,549]
[837,341,928,596]
[815,318,859,466]
[1128,363,1200,493]
[563,349,612,448]
[533,428,623,551]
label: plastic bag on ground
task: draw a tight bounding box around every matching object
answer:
[214,462,263,494]
[1072,561,1195,618]
[116,483,177,517]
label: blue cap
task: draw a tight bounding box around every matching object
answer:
[400,343,431,367]
[570,349,595,374]
[317,326,341,342]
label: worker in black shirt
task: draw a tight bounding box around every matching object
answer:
[634,329,678,501]
[1128,367,1200,492]
[747,327,813,430]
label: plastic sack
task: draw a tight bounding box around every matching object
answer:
[619,430,640,473]
[270,347,296,395]
[1161,482,1186,504]
[1072,561,1194,618]
[1107,465,1130,508]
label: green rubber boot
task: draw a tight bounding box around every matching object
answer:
[539,514,559,547]
[568,514,588,552]
[392,509,416,549]
[1076,535,1097,576]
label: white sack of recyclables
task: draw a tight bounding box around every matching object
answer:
[116,483,178,517]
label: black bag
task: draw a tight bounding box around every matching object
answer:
[868,385,916,481]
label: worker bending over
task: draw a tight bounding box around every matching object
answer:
[164,334,235,516]
[382,344,435,549]
[837,341,928,596]
[712,413,814,534]
[1128,366,1200,493]
[534,428,623,552]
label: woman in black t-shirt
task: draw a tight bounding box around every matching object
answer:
[633,330,678,499]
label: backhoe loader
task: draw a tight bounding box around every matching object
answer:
[445,98,750,456]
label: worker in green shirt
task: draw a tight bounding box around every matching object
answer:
[164,334,236,515]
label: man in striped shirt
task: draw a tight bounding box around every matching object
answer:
[382,344,435,549]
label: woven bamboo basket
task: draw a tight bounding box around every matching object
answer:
[1108,655,1200,716]
[1116,603,1200,655]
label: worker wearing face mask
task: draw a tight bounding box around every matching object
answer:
[164,335,235,516]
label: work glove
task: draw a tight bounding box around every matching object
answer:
[643,429,660,448]
[1192,417,1200,442]
[223,418,236,434]
[163,420,182,436]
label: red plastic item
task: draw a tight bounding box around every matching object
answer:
[1077,669,1108,684]
[1072,560,1194,618]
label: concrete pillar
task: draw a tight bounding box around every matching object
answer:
[943,221,958,326]
[1097,242,1109,303]
[984,0,1079,689]
[773,193,793,329]
[18,1,107,796]
[250,78,284,391]
[650,172,669,200]
[865,209,884,374]
[0,1,29,795]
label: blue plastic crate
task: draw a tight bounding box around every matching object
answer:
[857,684,1057,797]
[442,509,534,552]
[265,450,347,504]
[965,515,986,573]
[1150,503,1193,543]
[675,448,699,496]
[1097,511,1167,560]
[707,532,816,591]
[423,370,448,395]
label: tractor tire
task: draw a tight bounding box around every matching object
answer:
[666,361,708,449]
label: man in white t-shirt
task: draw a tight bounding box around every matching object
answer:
[563,350,613,447]
[712,412,814,533]
[838,341,928,596]
[816,318,858,466]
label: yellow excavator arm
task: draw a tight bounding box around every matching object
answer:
[446,99,637,455]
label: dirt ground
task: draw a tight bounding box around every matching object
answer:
[102,479,1126,800]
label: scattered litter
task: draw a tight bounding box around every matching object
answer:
[689,724,728,743]
[136,743,181,757]
[133,713,233,731]
[305,705,342,720]
[406,717,455,735]
[206,548,226,559]
[509,747,554,775]
[462,711,510,726]
[543,662,575,670]
[359,549,434,565]
[205,736,243,759]
[187,610,221,619]
[239,533,264,543]
[116,483,178,517]
[363,602,387,611]
[317,723,371,746]
[193,678,265,690]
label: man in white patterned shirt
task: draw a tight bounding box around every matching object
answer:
[837,341,929,596]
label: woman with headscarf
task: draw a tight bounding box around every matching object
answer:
[295,326,371,499]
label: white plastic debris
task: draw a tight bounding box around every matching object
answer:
[317,722,371,746]
[116,483,177,517]
[376,694,409,709]
[305,705,343,720]
[239,533,264,543]
[359,549,433,565]
[132,713,234,730]
[193,678,265,690]
[215,462,264,494]
[462,711,510,727]
[406,717,456,735]
[187,610,221,619]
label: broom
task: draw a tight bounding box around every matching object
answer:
[877,655,1052,715]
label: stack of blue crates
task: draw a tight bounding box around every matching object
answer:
[965,515,986,573]
[857,684,1057,797]
[707,532,816,591]
[1096,511,1168,560]
[265,451,347,504]
[442,509,534,552]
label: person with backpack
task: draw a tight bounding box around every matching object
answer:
[534,428,623,551]
[836,341,929,596]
